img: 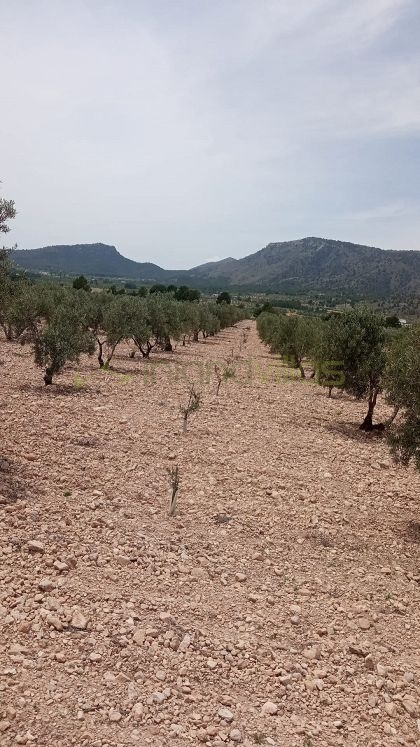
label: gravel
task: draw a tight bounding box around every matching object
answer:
[0,321,419,746]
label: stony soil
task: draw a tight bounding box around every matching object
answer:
[1,321,419,747]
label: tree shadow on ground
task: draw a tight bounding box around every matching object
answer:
[0,455,32,506]
[18,381,94,396]
[396,520,420,547]
[324,420,385,443]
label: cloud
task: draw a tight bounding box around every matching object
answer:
[351,200,419,221]
[1,0,420,263]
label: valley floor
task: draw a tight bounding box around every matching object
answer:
[0,321,419,747]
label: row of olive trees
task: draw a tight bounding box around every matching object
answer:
[257,309,420,469]
[0,263,245,384]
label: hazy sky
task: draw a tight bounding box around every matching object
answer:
[2,0,420,268]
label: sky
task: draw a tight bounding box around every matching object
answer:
[2,0,420,269]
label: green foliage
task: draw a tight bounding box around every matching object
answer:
[385,325,420,468]
[82,292,244,362]
[101,295,133,365]
[72,275,91,292]
[147,294,181,350]
[317,309,386,428]
[0,197,16,233]
[174,285,201,302]
[148,284,201,302]
[129,298,153,357]
[149,283,169,294]
[216,291,231,305]
[213,301,243,330]
[107,284,125,295]
[0,191,18,321]
[1,250,246,387]
[0,255,64,345]
[179,301,200,344]
[254,301,275,317]
[33,298,95,384]
[0,248,12,286]
[271,297,303,310]
[323,309,385,394]
[0,281,41,341]
[0,250,14,335]
[199,303,220,339]
[314,318,345,392]
[384,314,401,328]
[177,298,244,343]
[257,307,390,429]
[84,292,110,334]
[256,310,279,345]
[257,312,319,378]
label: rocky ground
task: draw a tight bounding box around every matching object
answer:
[0,320,419,747]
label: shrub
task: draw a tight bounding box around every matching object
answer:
[72,275,91,292]
[216,291,231,305]
[214,365,223,395]
[174,285,201,302]
[180,385,201,433]
[168,465,180,516]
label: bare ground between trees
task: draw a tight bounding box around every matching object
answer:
[0,321,419,747]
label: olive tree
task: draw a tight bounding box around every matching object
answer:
[0,195,16,234]
[0,281,40,341]
[259,313,318,378]
[82,293,113,367]
[174,286,201,302]
[101,295,133,367]
[214,301,241,330]
[319,309,386,430]
[216,291,231,305]
[315,317,346,396]
[0,250,13,335]
[129,297,154,357]
[180,384,201,433]
[0,191,17,331]
[33,301,95,385]
[178,301,200,345]
[73,275,91,292]
[199,303,220,339]
[384,325,420,468]
[147,294,181,351]
[256,310,282,348]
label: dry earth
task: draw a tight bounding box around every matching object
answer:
[1,320,419,747]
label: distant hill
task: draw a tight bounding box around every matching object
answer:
[187,237,420,297]
[11,243,171,282]
[11,237,420,297]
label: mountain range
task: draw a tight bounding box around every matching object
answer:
[11,237,420,298]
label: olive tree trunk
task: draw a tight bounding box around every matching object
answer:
[360,386,379,431]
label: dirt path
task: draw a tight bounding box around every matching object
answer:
[1,321,419,747]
